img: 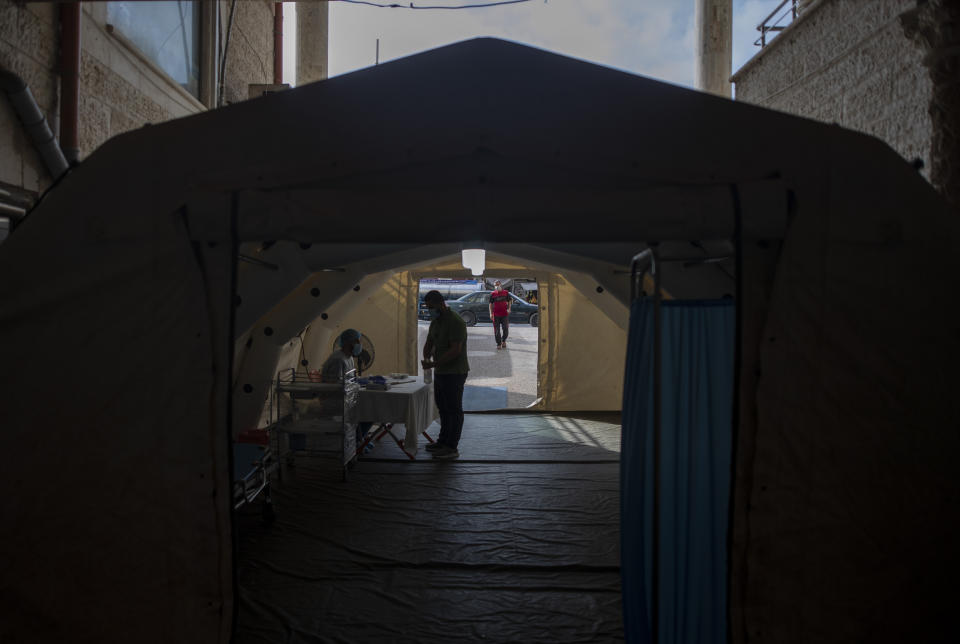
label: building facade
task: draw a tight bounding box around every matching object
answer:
[732,0,959,210]
[1,1,327,241]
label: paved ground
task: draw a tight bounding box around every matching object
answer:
[417,319,539,410]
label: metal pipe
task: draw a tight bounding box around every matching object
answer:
[59,2,81,164]
[0,71,69,180]
[238,254,279,271]
[681,255,731,268]
[273,3,283,85]
[630,248,654,301]
[651,246,662,644]
[756,0,797,48]
[662,254,729,263]
[227,189,241,628]
[219,0,238,107]
[726,184,744,644]
[0,202,27,218]
[758,0,793,30]
[628,244,662,644]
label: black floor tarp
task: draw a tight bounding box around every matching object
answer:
[234,412,623,643]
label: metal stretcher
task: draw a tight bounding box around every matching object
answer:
[272,368,359,481]
[232,442,276,525]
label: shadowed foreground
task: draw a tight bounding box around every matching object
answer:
[235,412,624,643]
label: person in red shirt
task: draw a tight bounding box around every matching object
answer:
[488,280,512,349]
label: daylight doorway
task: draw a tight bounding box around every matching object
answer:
[417,277,540,411]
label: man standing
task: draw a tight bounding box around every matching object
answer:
[421,290,469,460]
[488,280,512,349]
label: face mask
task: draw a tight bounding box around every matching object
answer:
[428,308,441,320]
[352,341,363,356]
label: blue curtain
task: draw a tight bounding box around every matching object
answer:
[621,298,735,644]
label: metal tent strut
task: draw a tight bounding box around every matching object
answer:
[630,247,662,644]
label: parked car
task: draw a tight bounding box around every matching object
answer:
[417,292,467,320]
[445,291,539,327]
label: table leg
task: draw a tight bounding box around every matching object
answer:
[356,424,382,458]
[360,423,418,460]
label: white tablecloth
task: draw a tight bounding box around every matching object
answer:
[357,377,438,452]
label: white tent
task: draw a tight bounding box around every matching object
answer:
[1,38,957,642]
[232,245,633,429]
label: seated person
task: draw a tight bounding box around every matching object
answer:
[321,328,374,451]
[321,328,363,382]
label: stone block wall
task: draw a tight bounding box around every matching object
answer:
[0,0,277,203]
[220,0,275,106]
[78,3,192,155]
[0,1,60,196]
[733,0,933,181]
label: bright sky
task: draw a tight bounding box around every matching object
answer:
[284,0,780,89]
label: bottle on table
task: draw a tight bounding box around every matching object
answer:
[423,367,433,384]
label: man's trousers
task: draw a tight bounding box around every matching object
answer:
[434,373,468,449]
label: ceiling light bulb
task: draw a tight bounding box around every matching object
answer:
[461,248,485,276]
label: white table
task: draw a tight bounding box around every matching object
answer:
[357,377,438,456]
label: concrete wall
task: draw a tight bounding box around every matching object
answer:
[0,0,277,203]
[80,3,202,157]
[0,1,60,196]
[732,0,933,180]
[220,0,275,106]
[297,1,329,85]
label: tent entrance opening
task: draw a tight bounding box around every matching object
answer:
[417,277,540,411]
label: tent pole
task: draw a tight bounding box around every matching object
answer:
[629,249,652,301]
[228,191,241,633]
[651,246,662,644]
[628,246,660,643]
[726,184,744,644]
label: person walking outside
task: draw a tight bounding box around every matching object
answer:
[488,280,512,349]
[421,290,469,459]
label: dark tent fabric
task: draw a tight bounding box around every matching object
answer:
[0,37,957,643]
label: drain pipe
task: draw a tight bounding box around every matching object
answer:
[274,3,283,84]
[219,0,238,107]
[0,70,69,181]
[59,1,81,165]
